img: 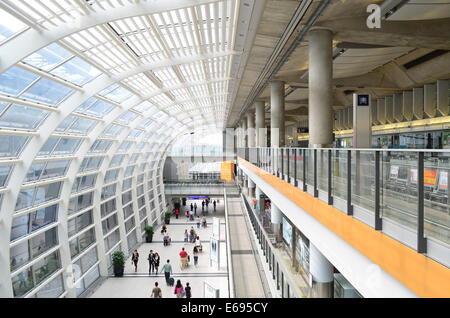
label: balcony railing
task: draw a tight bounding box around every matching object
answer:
[237,147,450,264]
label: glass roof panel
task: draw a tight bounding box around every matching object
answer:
[23,43,73,72]
[50,57,101,86]
[0,135,28,158]
[99,84,133,103]
[0,9,28,43]
[75,98,115,118]
[21,78,74,106]
[0,67,39,97]
[56,116,97,135]
[0,104,48,130]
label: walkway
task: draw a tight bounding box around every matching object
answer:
[90,199,229,298]
[226,193,269,298]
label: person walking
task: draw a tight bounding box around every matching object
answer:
[148,250,155,274]
[190,203,193,212]
[160,259,173,285]
[174,280,185,298]
[193,246,199,266]
[185,283,192,299]
[175,208,179,219]
[202,216,207,228]
[154,252,160,273]
[131,250,139,272]
[184,229,189,242]
[213,200,216,212]
[194,203,197,215]
[196,216,201,229]
[189,227,196,243]
[151,282,162,298]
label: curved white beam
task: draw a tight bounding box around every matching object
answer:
[0,0,222,73]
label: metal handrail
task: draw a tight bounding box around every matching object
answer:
[236,146,450,256]
[243,146,450,154]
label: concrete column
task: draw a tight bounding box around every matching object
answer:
[310,242,334,298]
[271,203,282,243]
[308,28,333,148]
[270,81,285,148]
[242,119,248,148]
[248,178,256,198]
[255,186,263,213]
[255,101,266,147]
[247,112,256,148]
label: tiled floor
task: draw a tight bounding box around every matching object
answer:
[90,199,230,298]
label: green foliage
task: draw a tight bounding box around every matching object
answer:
[164,212,172,220]
[144,226,154,236]
[112,251,125,269]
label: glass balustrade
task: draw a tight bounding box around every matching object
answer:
[238,147,450,257]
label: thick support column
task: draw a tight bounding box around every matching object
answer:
[310,242,334,298]
[271,203,282,243]
[308,28,333,148]
[242,119,248,148]
[248,178,256,198]
[270,81,285,148]
[255,101,266,147]
[247,112,256,148]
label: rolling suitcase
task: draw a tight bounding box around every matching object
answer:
[168,277,175,286]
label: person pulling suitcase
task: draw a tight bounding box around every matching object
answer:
[160,259,173,285]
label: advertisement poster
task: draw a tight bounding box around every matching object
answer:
[409,168,438,185]
[212,217,220,239]
[390,165,399,179]
[282,217,292,248]
[210,237,219,264]
[410,168,418,184]
[439,171,448,189]
[424,169,437,186]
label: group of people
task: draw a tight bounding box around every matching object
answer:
[151,280,192,298]
[133,199,222,298]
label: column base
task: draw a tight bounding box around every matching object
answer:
[311,281,334,298]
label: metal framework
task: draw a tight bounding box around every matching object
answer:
[0,0,257,298]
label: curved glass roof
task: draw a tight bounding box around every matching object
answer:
[0,0,247,298]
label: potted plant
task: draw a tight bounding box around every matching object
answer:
[144,225,154,243]
[112,251,125,277]
[164,212,172,224]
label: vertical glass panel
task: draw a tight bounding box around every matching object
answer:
[0,164,13,187]
[25,162,46,183]
[23,43,72,71]
[351,151,375,211]
[317,150,328,192]
[30,204,58,233]
[33,274,64,298]
[33,182,62,206]
[424,153,449,245]
[10,214,29,242]
[15,188,35,211]
[52,138,81,155]
[30,227,58,258]
[38,138,59,156]
[57,116,96,135]
[10,241,30,271]
[0,67,38,96]
[0,135,28,158]
[22,78,74,106]
[0,104,48,130]
[381,151,418,232]
[33,251,61,285]
[51,57,101,86]
[41,160,70,180]
[12,268,34,297]
[332,150,348,200]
